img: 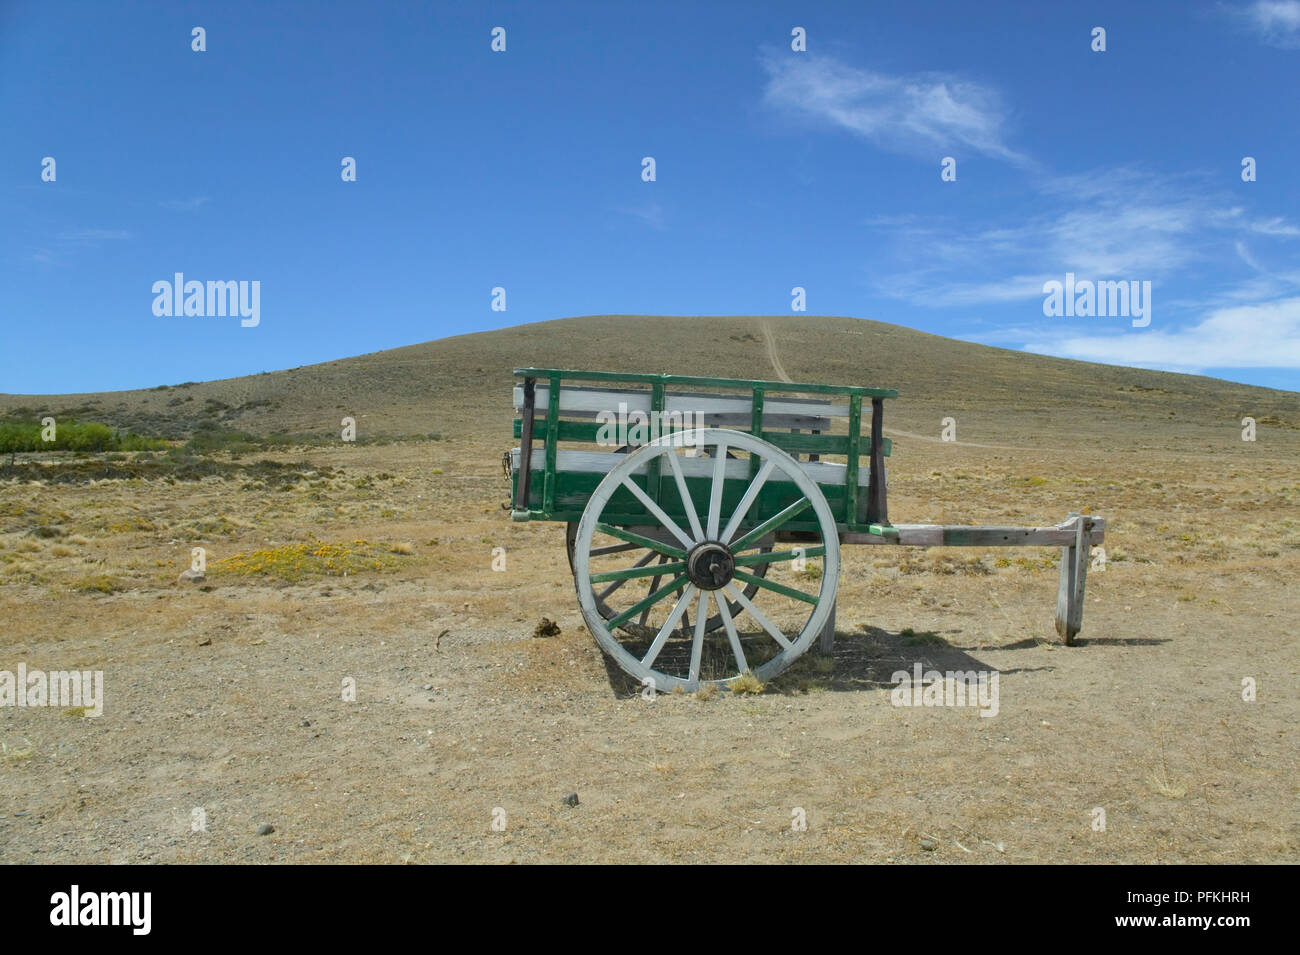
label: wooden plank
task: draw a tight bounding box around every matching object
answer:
[649,381,665,513]
[514,377,536,510]
[515,411,833,431]
[543,374,560,513]
[514,367,899,399]
[845,395,861,527]
[512,448,877,487]
[514,384,852,421]
[533,383,844,409]
[839,517,1106,547]
[512,419,890,456]
[865,397,888,524]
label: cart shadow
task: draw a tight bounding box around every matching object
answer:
[593,624,1071,698]
[769,626,1056,695]
[599,651,650,699]
[1061,636,1170,647]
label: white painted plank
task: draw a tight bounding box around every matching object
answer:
[513,385,849,420]
[511,448,879,487]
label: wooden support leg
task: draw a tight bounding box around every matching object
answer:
[818,600,836,654]
[1055,513,1090,645]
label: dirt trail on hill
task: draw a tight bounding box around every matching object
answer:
[761,319,1056,453]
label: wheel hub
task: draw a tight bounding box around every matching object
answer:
[687,541,735,591]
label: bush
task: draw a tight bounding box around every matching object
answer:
[0,419,167,453]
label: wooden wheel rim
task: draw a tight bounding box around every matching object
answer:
[573,427,840,691]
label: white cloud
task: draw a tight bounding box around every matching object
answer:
[160,197,209,212]
[1249,216,1300,237]
[1235,240,1265,272]
[1241,0,1300,47]
[615,200,666,229]
[1023,296,1300,371]
[28,227,130,265]
[869,169,1292,307]
[878,273,1056,307]
[59,228,131,242]
[761,54,1027,164]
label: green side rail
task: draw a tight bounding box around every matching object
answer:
[511,368,898,536]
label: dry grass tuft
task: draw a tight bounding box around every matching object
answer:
[71,574,126,594]
[1147,767,1187,799]
[214,539,398,581]
[730,671,764,695]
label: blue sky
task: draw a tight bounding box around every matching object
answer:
[2,0,1298,394]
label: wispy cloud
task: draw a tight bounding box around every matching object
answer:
[870,168,1297,307]
[1023,296,1300,371]
[160,196,210,212]
[58,228,131,243]
[1238,0,1300,48]
[761,54,1028,164]
[1248,216,1300,237]
[614,200,666,229]
[29,227,131,265]
[1235,240,1266,272]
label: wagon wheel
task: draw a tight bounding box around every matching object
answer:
[565,447,771,639]
[572,428,839,691]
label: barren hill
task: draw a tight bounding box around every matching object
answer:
[2,315,1296,453]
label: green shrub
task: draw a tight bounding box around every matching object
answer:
[0,419,167,453]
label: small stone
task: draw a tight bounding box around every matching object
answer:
[919,838,937,851]
[197,637,212,647]
[299,719,311,727]
[561,793,579,807]
[255,824,275,836]
[422,684,433,691]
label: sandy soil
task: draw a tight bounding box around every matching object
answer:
[1,318,1296,863]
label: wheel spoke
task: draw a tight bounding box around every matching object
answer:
[638,555,669,626]
[641,584,698,668]
[721,583,792,649]
[706,440,728,539]
[732,568,819,605]
[688,591,709,684]
[595,522,686,559]
[665,450,704,542]
[620,477,695,549]
[714,596,749,675]
[730,497,813,552]
[590,556,685,584]
[596,549,657,600]
[589,541,641,557]
[721,459,775,544]
[607,575,690,629]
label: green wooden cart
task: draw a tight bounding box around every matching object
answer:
[507,368,1104,691]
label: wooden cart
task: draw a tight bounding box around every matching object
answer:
[508,369,1104,691]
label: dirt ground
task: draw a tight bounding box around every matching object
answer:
[1,317,1297,863]
[1,436,1296,863]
